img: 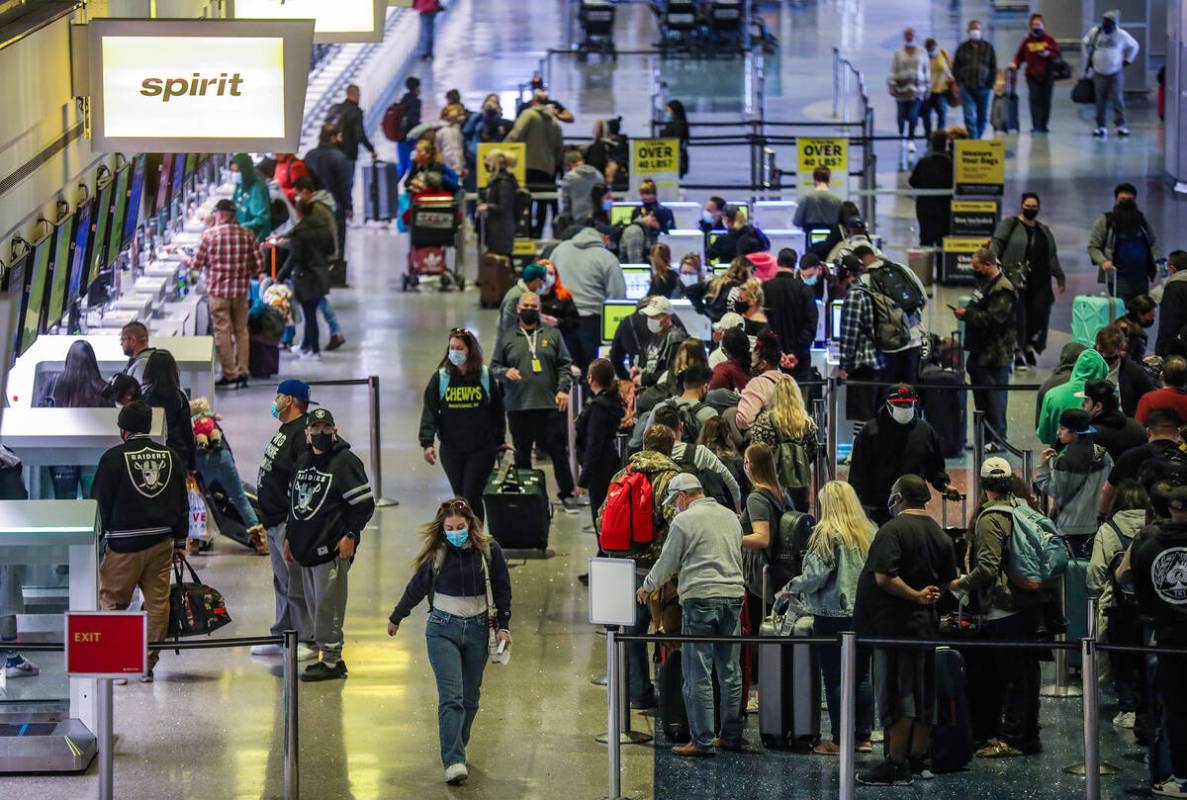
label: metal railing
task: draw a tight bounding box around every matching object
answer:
[17,632,300,800]
[302,376,397,507]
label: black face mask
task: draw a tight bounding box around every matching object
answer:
[1021,208,1039,221]
[734,301,751,314]
[519,309,540,326]
[310,432,334,452]
[1102,18,1116,33]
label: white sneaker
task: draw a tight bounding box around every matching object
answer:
[1112,710,1136,729]
[4,655,39,678]
[1117,127,1130,137]
[297,643,318,662]
[907,140,917,153]
[250,643,283,657]
[444,763,469,785]
[1093,127,1108,137]
[300,351,322,361]
[1153,776,1187,798]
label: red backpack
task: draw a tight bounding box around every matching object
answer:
[382,101,409,142]
[599,467,656,553]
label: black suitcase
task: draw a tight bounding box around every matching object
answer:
[658,646,690,742]
[932,646,974,772]
[482,461,551,550]
[919,349,966,459]
[205,477,262,551]
[362,160,400,222]
[249,334,280,379]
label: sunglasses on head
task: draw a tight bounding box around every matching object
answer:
[450,327,468,337]
[440,498,471,513]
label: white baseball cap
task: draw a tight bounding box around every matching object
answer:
[980,457,1012,479]
[641,296,673,317]
[713,312,745,331]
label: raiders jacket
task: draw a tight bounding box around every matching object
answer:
[258,415,308,528]
[286,438,375,566]
[90,434,188,553]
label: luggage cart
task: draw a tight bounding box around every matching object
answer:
[577,0,617,60]
[403,193,465,292]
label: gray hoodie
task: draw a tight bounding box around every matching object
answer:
[551,227,626,317]
[561,164,604,221]
[490,324,574,412]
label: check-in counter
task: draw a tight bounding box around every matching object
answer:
[8,335,214,407]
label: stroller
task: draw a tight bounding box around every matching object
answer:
[404,191,466,292]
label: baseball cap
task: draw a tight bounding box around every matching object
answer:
[641,296,673,317]
[522,263,548,283]
[214,198,237,214]
[1059,408,1096,435]
[886,384,918,406]
[713,311,745,332]
[981,456,1013,479]
[666,473,702,498]
[892,474,931,505]
[1168,485,1187,512]
[306,407,336,428]
[276,379,312,404]
[118,401,153,435]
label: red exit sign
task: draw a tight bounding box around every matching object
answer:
[64,612,148,678]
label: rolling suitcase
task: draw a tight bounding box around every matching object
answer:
[1071,295,1124,346]
[248,334,280,379]
[362,160,400,222]
[758,568,820,750]
[919,332,967,458]
[479,253,514,309]
[482,459,551,550]
[658,646,691,743]
[931,646,973,773]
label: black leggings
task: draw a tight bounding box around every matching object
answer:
[439,444,498,521]
[301,298,321,354]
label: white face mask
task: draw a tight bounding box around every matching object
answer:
[889,405,915,425]
[646,318,663,334]
[679,273,699,287]
[968,28,982,40]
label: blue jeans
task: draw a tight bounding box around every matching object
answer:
[627,571,654,704]
[921,92,947,136]
[681,597,744,750]
[425,610,489,768]
[50,465,96,499]
[812,615,873,742]
[195,447,259,528]
[896,98,922,139]
[968,364,1010,444]
[417,11,438,58]
[961,86,992,139]
[319,296,342,337]
[397,141,415,179]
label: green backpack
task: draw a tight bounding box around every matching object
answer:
[773,439,812,509]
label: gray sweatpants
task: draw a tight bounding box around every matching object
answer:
[300,557,351,666]
[267,523,311,639]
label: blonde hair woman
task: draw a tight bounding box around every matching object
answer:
[478,148,521,257]
[737,277,769,334]
[388,498,513,785]
[649,243,676,298]
[788,481,874,755]
[703,256,751,322]
[749,378,819,509]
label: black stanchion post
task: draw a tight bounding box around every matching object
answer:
[972,410,984,503]
[283,629,299,800]
[367,375,398,507]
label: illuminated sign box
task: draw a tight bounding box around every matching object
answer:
[79,19,314,153]
[228,0,387,43]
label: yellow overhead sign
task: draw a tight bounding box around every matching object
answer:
[954,139,1005,196]
[797,137,848,174]
[629,138,680,201]
[230,0,387,43]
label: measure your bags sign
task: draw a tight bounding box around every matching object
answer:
[76,19,314,153]
[629,138,680,200]
[797,137,848,197]
[954,139,1005,196]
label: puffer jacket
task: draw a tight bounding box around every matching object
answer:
[598,450,679,568]
[788,539,870,617]
[1087,508,1145,616]
[1036,349,1108,446]
[1034,440,1114,538]
[956,498,1045,616]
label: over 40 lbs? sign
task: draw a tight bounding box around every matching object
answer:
[797,137,849,198]
[629,138,680,201]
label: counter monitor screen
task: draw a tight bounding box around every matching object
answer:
[808,228,830,247]
[4,252,28,362]
[20,231,53,355]
[88,179,115,291]
[45,212,76,331]
[106,164,132,268]
[830,300,844,340]
[620,265,650,300]
[122,154,147,251]
[706,231,726,265]
[610,203,640,227]
[67,198,95,305]
[601,300,637,342]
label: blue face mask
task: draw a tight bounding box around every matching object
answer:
[661,111,672,123]
[802,273,819,287]
[447,350,466,367]
[601,198,613,212]
[445,529,469,548]
[271,401,281,419]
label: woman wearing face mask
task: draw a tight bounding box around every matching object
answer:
[419,329,506,521]
[748,377,818,511]
[734,331,791,433]
[648,243,677,298]
[1009,13,1060,133]
[921,38,953,137]
[587,183,613,228]
[703,257,752,323]
[736,278,770,338]
[387,498,512,786]
[405,137,460,199]
[887,28,930,159]
[989,192,1065,367]
[675,252,707,310]
[658,99,691,178]
[230,153,274,242]
[537,260,581,360]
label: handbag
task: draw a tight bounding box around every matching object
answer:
[1049,59,1073,81]
[945,77,961,108]
[168,555,232,639]
[186,472,218,544]
[1071,77,1096,104]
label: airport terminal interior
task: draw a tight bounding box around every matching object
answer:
[2,0,1187,797]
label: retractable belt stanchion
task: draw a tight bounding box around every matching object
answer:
[838,632,857,800]
[603,627,633,800]
[98,677,113,800]
[597,619,650,746]
[1064,598,1121,780]
[367,375,398,507]
[828,378,840,476]
[283,629,300,800]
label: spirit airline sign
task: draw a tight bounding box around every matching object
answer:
[79,19,315,153]
[229,0,388,43]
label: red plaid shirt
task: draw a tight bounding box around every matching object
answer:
[192,223,263,298]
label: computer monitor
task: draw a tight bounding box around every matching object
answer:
[171,153,186,202]
[620,265,651,300]
[4,251,28,363]
[155,154,176,220]
[830,300,844,340]
[88,178,115,292]
[20,231,53,355]
[706,230,727,265]
[121,154,147,251]
[808,228,831,247]
[44,211,76,331]
[106,164,132,268]
[610,203,639,227]
[727,201,750,219]
[67,198,95,305]
[602,300,637,342]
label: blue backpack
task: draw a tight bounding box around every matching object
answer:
[438,366,490,400]
[985,503,1069,590]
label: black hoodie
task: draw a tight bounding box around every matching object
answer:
[1132,520,1187,645]
[258,414,308,528]
[90,434,188,553]
[576,389,626,489]
[418,367,506,452]
[1091,409,1147,463]
[286,437,375,566]
[848,408,951,513]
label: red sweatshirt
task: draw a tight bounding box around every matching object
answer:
[1013,33,1061,79]
[274,156,309,203]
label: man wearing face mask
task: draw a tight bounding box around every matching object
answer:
[953,20,997,139]
[1156,251,1187,357]
[1084,12,1140,138]
[954,248,1016,451]
[763,248,819,382]
[255,380,317,660]
[1095,324,1157,418]
[1089,182,1161,302]
[491,292,578,509]
[284,407,375,682]
[1009,13,1061,133]
[634,296,689,390]
[849,385,960,525]
[498,262,548,335]
[990,192,1065,367]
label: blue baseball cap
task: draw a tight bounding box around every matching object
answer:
[276,379,311,403]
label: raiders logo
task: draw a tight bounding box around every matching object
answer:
[291,467,333,521]
[1152,547,1187,606]
[124,448,174,498]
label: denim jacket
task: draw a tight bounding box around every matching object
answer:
[786,541,868,618]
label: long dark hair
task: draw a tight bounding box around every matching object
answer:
[666,100,689,139]
[440,328,484,378]
[54,340,107,408]
[141,350,181,400]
